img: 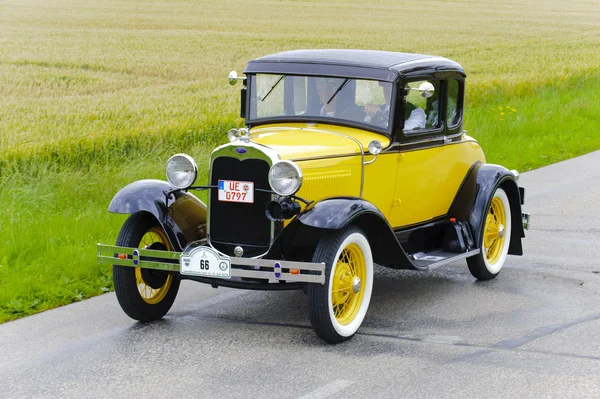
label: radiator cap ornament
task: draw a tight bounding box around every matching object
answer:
[234,246,244,257]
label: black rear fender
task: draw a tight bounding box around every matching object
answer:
[108,179,207,251]
[450,164,525,255]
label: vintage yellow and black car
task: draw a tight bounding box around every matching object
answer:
[98,50,530,343]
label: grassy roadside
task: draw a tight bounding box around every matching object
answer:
[0,143,214,321]
[468,73,600,170]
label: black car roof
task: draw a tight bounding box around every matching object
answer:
[244,49,465,80]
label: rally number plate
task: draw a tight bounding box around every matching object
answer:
[218,180,254,203]
[180,247,231,279]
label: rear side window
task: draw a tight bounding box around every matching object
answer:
[447,79,461,127]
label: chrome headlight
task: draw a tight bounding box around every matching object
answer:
[268,161,303,196]
[166,154,197,189]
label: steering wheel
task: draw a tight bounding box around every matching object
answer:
[369,110,388,127]
[340,106,368,122]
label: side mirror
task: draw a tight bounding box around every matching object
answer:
[229,70,246,86]
[418,82,435,98]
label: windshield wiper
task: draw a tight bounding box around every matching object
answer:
[260,75,284,102]
[326,78,349,105]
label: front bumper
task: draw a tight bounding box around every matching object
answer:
[97,244,325,285]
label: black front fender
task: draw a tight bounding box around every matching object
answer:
[267,197,416,269]
[450,164,525,255]
[108,179,207,251]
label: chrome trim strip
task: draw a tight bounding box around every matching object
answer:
[232,269,324,284]
[99,256,180,271]
[395,130,465,148]
[231,257,324,271]
[98,245,181,259]
[386,137,476,154]
[290,152,359,162]
[398,135,445,147]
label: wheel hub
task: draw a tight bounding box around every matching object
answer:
[352,276,361,294]
[498,224,505,238]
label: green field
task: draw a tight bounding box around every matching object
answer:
[1,0,600,322]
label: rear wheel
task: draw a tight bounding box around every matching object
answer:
[307,226,373,344]
[467,187,512,280]
[113,212,180,321]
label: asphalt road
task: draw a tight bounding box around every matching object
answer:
[2,151,600,399]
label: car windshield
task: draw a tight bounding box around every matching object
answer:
[248,74,394,132]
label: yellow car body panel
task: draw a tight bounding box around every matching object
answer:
[252,124,485,229]
[388,138,485,227]
[250,123,391,161]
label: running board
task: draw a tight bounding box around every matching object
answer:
[410,249,480,270]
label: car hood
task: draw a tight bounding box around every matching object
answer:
[249,123,391,161]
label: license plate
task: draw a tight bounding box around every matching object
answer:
[180,247,231,279]
[218,180,254,203]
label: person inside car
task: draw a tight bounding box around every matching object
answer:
[316,78,341,117]
[364,81,425,130]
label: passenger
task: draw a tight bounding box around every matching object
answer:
[404,106,426,130]
[364,81,426,129]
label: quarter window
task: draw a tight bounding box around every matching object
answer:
[447,79,461,126]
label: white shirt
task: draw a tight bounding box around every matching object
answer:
[404,108,426,130]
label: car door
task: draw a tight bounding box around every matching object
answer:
[388,78,485,228]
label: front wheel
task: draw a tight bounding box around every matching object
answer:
[113,212,180,321]
[467,187,512,280]
[307,226,373,344]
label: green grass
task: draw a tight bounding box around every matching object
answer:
[470,73,600,170]
[1,0,600,322]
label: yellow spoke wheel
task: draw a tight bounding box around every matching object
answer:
[484,197,507,265]
[467,188,512,280]
[113,212,181,322]
[135,227,173,305]
[331,244,367,325]
[308,226,374,344]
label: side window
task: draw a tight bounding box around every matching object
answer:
[403,80,441,133]
[447,79,461,126]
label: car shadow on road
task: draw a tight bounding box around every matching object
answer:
[122,262,532,350]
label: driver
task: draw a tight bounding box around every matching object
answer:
[364,81,393,123]
[316,78,340,117]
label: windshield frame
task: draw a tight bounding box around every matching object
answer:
[244,73,397,137]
